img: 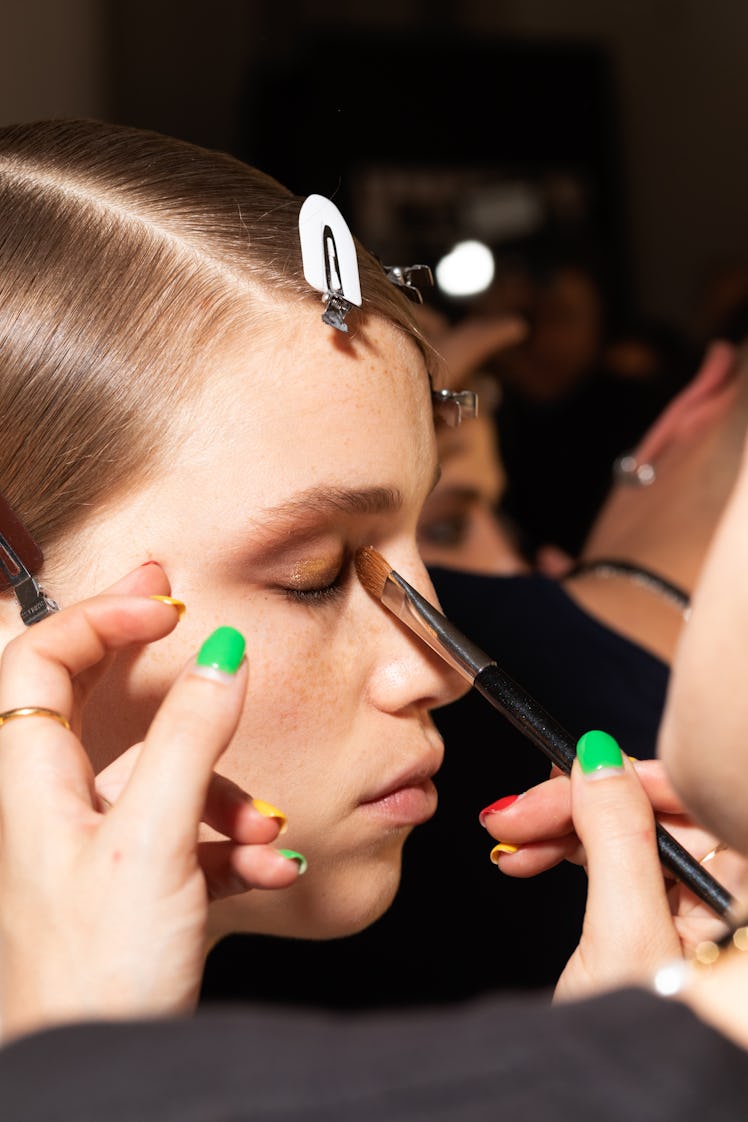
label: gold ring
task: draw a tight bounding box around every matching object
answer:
[0,707,71,731]
[699,841,729,866]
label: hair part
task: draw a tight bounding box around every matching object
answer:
[0,118,432,558]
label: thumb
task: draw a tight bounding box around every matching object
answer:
[571,730,681,986]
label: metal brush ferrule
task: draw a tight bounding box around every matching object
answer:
[381,571,494,680]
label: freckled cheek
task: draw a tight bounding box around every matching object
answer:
[217,626,369,804]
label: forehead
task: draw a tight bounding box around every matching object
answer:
[166,306,435,513]
[44,308,438,595]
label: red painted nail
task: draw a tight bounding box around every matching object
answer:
[479,794,520,827]
[139,560,163,569]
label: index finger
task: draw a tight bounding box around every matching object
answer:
[571,747,682,983]
[0,574,182,812]
[114,626,249,852]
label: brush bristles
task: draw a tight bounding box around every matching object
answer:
[354,546,393,599]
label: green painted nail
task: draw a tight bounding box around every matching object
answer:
[277,848,308,875]
[196,626,246,675]
[577,729,624,775]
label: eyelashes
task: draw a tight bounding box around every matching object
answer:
[284,580,344,605]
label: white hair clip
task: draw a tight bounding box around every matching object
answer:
[299,194,362,333]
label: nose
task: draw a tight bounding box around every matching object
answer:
[363,551,470,715]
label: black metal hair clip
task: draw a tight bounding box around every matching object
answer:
[382,264,434,304]
[321,287,355,333]
[0,492,59,625]
[318,225,354,332]
[431,387,479,427]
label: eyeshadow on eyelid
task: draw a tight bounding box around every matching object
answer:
[286,558,339,588]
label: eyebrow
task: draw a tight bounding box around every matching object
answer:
[243,486,404,558]
[244,466,442,552]
[252,485,404,537]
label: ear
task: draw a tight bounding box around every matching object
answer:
[633,340,739,464]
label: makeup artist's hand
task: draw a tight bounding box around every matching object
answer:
[0,564,300,1044]
[480,748,746,1001]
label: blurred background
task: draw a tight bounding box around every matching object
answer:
[4,0,748,558]
[7,1,748,331]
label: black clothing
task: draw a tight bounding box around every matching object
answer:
[497,373,676,558]
[3,988,748,1121]
[202,571,668,1009]
[430,568,670,760]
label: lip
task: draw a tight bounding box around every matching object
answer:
[359,778,439,827]
[358,729,444,827]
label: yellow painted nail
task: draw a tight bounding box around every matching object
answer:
[490,842,519,863]
[149,595,187,619]
[251,798,288,834]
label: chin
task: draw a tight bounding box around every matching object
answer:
[308,877,402,940]
[208,850,404,942]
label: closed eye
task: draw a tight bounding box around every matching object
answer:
[284,580,344,604]
[282,554,350,605]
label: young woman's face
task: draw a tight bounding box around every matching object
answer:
[63,308,466,940]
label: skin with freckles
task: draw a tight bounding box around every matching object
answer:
[28,307,466,944]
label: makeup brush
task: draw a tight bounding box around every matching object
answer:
[355,546,736,920]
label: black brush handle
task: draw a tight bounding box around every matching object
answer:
[474,663,735,918]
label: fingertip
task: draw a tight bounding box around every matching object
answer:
[227,796,287,844]
[489,842,519,864]
[576,730,625,779]
[102,561,171,598]
[277,848,308,875]
[148,595,186,620]
[478,792,521,827]
[228,845,306,893]
[184,629,249,692]
[195,627,247,676]
[251,798,287,834]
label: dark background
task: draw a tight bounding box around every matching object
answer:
[4,1,748,337]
